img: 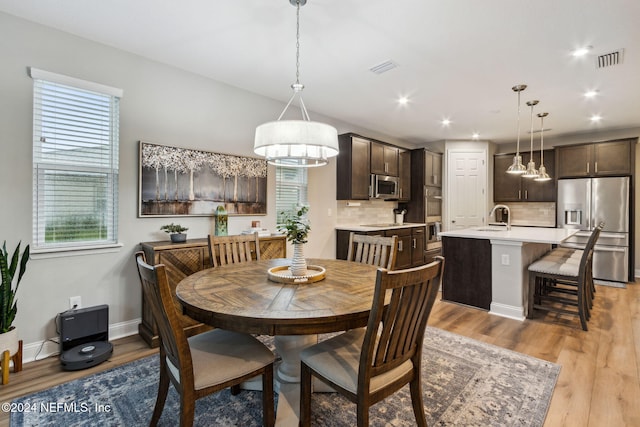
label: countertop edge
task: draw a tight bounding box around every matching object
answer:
[439,226,578,244]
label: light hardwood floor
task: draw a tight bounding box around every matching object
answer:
[0,283,638,426]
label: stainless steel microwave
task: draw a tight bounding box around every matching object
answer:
[370,174,399,199]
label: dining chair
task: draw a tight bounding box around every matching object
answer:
[527,222,603,330]
[347,232,399,270]
[134,252,275,427]
[208,232,260,267]
[299,256,445,427]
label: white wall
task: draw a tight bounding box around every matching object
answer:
[0,12,406,357]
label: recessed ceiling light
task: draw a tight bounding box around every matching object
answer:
[572,45,593,57]
[472,132,480,140]
[441,118,451,126]
[590,114,602,122]
[584,90,599,98]
[397,96,409,105]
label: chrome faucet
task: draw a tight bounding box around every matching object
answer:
[489,204,511,230]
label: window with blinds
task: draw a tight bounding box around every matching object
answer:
[30,68,122,251]
[275,166,308,223]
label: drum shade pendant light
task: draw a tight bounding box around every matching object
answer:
[506,84,527,174]
[535,112,552,181]
[522,100,539,178]
[254,0,338,167]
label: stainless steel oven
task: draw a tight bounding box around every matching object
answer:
[425,187,442,222]
[427,222,441,244]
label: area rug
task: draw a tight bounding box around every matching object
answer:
[11,327,560,426]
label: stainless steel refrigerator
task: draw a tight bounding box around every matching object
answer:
[557,177,630,282]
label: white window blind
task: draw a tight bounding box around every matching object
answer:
[31,68,122,251]
[275,166,308,222]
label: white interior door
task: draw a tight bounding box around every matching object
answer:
[447,150,487,230]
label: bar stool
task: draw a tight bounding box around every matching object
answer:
[527,223,603,330]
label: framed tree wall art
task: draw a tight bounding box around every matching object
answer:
[138,141,267,217]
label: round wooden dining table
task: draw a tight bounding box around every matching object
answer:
[176,257,380,426]
[176,257,379,335]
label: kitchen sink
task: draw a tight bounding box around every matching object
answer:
[475,226,508,232]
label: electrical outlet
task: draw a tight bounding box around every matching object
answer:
[501,254,510,266]
[69,296,82,309]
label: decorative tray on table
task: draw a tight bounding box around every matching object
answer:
[267,265,326,284]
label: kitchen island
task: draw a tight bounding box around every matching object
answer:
[439,226,577,320]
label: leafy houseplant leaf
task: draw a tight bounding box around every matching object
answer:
[0,241,29,334]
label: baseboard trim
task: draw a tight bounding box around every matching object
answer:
[22,318,141,364]
[489,302,525,321]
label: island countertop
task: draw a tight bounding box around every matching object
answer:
[439,226,577,244]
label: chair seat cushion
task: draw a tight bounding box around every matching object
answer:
[528,248,582,276]
[300,328,413,395]
[168,329,275,390]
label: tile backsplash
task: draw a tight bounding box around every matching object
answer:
[337,200,556,227]
[336,200,398,225]
[506,202,556,227]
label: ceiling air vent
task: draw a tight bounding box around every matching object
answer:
[369,60,398,75]
[596,49,624,68]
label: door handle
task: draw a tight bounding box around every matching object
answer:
[398,241,403,251]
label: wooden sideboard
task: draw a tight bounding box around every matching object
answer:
[139,235,286,347]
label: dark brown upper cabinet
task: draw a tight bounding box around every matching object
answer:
[398,149,411,201]
[424,150,442,188]
[556,139,635,178]
[370,141,399,176]
[494,150,555,202]
[337,134,371,200]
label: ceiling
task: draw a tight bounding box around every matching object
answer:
[1,0,639,146]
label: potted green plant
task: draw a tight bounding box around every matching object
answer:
[277,205,310,276]
[161,223,189,243]
[0,241,29,360]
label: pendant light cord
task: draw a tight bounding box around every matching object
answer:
[540,115,545,164]
[295,0,300,86]
[277,0,311,122]
[529,104,535,160]
[516,89,521,155]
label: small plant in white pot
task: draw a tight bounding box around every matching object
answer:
[277,205,310,276]
[0,241,29,382]
[161,223,189,243]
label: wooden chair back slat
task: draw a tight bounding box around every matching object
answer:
[208,233,261,268]
[135,252,193,387]
[347,232,399,270]
[361,257,444,381]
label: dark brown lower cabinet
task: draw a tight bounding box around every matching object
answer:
[441,236,492,310]
[336,227,426,269]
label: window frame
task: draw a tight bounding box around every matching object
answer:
[30,68,123,255]
[275,166,308,223]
